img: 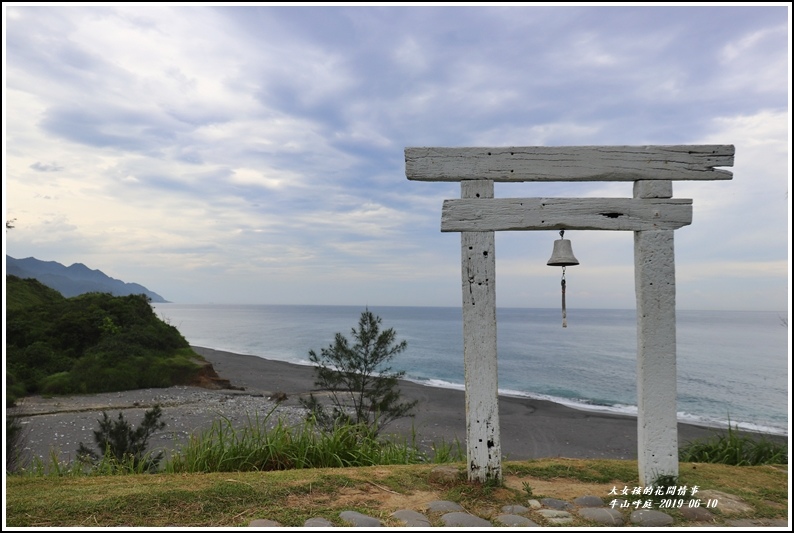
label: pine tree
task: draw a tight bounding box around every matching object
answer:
[300,309,417,435]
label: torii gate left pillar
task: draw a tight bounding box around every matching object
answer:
[406,145,734,485]
[459,179,500,483]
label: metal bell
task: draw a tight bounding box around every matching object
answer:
[547,231,579,267]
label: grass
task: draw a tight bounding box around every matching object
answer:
[165,410,463,473]
[6,411,787,526]
[679,423,788,466]
[504,458,640,484]
[9,407,464,477]
[5,459,788,527]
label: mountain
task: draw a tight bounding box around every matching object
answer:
[6,256,169,303]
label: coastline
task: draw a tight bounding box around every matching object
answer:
[9,345,786,464]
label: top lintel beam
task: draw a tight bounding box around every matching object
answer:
[405,145,734,182]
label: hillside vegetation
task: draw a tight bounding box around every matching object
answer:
[5,275,203,406]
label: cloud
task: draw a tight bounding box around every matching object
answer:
[4,5,789,311]
[29,162,64,172]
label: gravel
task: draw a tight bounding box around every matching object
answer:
[8,386,310,466]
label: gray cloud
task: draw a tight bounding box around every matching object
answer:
[30,162,64,172]
[4,5,789,310]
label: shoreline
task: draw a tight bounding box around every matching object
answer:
[190,346,788,459]
[9,345,787,464]
[194,346,788,437]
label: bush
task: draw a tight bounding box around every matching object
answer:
[5,370,27,407]
[299,309,418,435]
[148,350,202,386]
[77,405,167,473]
[39,372,74,395]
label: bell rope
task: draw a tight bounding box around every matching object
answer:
[561,266,567,328]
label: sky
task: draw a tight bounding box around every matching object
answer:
[3,4,791,312]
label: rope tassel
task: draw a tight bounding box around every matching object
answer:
[561,266,567,328]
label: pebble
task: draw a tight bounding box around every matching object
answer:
[339,510,382,527]
[578,507,624,525]
[540,497,574,510]
[629,509,675,526]
[494,514,540,527]
[9,387,308,463]
[244,488,787,527]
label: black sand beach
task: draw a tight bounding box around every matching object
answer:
[192,347,778,461]
[9,346,786,465]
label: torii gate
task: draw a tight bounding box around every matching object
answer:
[405,145,734,485]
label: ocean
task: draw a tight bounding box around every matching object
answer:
[152,304,789,437]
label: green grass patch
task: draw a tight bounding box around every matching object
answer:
[679,423,788,466]
[164,408,463,474]
[12,408,464,478]
[504,458,640,484]
[5,461,787,527]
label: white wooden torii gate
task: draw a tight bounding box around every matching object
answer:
[405,145,734,485]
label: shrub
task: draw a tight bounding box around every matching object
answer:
[149,350,202,386]
[77,405,167,473]
[5,370,27,407]
[299,309,418,435]
[39,372,74,395]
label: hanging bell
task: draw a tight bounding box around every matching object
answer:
[547,231,579,266]
[547,230,578,328]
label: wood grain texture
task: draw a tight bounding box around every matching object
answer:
[406,145,734,182]
[634,183,680,486]
[441,197,693,232]
[459,180,502,483]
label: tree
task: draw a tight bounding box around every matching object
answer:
[77,405,166,472]
[300,309,418,435]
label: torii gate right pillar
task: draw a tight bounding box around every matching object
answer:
[634,180,679,486]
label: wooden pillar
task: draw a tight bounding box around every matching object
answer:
[633,180,679,486]
[460,179,502,483]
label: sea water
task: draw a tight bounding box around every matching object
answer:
[153,304,789,436]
